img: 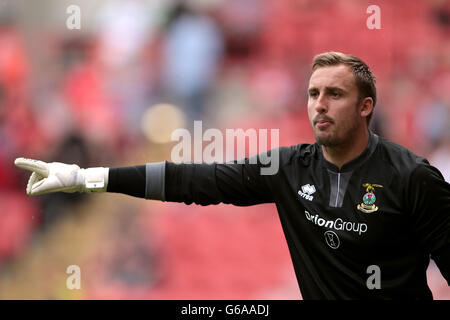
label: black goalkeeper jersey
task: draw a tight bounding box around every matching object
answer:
[109,132,450,299]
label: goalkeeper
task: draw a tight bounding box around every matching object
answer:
[15,52,450,299]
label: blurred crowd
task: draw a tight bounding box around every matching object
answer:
[0,0,449,299]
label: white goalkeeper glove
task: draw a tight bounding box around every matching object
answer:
[14,157,109,196]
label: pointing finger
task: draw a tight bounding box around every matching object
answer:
[14,158,49,177]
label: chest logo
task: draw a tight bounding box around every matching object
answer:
[357,183,383,213]
[298,184,316,201]
[324,231,340,249]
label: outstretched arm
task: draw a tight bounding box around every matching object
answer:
[15,156,276,206]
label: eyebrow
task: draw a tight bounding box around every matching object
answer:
[308,86,347,94]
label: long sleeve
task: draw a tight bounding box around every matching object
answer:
[165,158,275,206]
[106,150,280,206]
[407,163,450,284]
[106,162,166,200]
[107,165,146,198]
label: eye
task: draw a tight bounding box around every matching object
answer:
[331,92,341,98]
[309,91,318,98]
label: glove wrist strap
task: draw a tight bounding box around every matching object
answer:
[81,167,109,192]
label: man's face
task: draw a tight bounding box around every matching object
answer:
[307,64,363,147]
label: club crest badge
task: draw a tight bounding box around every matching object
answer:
[357,183,383,213]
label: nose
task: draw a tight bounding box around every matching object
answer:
[314,93,328,114]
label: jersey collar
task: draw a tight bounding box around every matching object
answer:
[318,131,379,173]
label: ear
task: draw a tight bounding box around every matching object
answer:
[360,97,374,118]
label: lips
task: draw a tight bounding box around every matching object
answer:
[314,117,333,128]
[316,121,331,129]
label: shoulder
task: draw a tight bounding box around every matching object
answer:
[277,143,319,168]
[376,136,429,176]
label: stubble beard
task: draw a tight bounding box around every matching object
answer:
[314,113,361,149]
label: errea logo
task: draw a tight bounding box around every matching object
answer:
[298,184,316,201]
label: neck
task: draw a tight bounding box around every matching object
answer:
[322,129,370,170]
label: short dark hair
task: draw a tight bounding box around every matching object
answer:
[312,52,377,125]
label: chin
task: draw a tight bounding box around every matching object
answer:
[315,135,333,146]
[315,130,331,142]
[315,132,340,147]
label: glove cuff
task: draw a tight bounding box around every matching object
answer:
[80,167,109,193]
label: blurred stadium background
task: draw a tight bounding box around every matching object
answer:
[0,0,449,299]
